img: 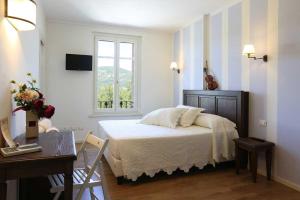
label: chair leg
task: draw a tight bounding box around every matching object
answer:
[250,151,257,183]
[235,145,240,175]
[53,191,62,200]
[91,190,99,200]
[76,186,86,200]
[266,149,273,181]
[89,187,96,200]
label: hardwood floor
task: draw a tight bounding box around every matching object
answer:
[79,144,300,200]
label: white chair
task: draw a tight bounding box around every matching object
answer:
[48,132,109,200]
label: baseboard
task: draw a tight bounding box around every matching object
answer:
[257,169,300,192]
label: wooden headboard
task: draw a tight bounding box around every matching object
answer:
[183,90,249,138]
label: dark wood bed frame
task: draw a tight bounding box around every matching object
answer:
[183,90,249,139]
[117,90,249,184]
[183,90,249,169]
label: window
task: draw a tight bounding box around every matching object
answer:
[94,33,140,114]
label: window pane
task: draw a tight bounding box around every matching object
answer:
[97,59,114,109]
[98,41,114,57]
[119,59,133,109]
[98,58,114,67]
[120,43,133,58]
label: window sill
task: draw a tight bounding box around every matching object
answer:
[88,112,143,118]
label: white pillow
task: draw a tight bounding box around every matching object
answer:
[38,118,60,133]
[38,118,53,133]
[194,113,236,129]
[140,108,187,128]
[176,105,205,127]
[176,105,205,111]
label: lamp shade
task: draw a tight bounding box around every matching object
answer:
[243,44,255,55]
[170,62,178,70]
[5,0,36,31]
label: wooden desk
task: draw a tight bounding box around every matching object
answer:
[0,131,77,200]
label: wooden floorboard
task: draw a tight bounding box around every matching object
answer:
[78,144,300,200]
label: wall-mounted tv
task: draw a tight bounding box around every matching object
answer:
[66,54,92,71]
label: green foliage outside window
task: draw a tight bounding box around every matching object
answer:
[97,66,133,109]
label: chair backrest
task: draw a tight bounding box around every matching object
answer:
[0,118,6,148]
[0,118,16,148]
[76,132,109,200]
[86,132,107,149]
[77,131,109,173]
[78,132,108,158]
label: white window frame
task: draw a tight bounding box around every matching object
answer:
[93,33,141,116]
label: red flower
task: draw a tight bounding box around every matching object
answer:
[44,105,55,118]
[33,99,44,111]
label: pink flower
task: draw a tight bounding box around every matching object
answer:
[44,105,55,119]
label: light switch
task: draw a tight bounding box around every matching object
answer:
[259,120,267,127]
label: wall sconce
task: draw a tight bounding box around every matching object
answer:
[5,0,37,31]
[243,44,268,62]
[170,62,180,74]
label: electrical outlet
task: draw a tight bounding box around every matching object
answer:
[259,120,267,127]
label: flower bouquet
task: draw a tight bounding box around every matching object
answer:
[11,73,55,138]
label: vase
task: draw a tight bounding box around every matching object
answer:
[26,111,39,139]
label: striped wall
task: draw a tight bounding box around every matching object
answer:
[173,31,181,106]
[209,13,223,88]
[173,0,270,141]
[173,0,300,191]
[173,0,271,140]
[228,3,242,90]
[277,0,300,189]
[173,18,205,105]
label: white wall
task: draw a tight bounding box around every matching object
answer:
[277,0,300,190]
[0,0,46,199]
[45,22,173,141]
[0,0,46,137]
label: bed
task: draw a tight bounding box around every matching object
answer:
[98,90,249,182]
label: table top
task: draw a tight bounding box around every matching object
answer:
[234,137,275,149]
[0,131,77,167]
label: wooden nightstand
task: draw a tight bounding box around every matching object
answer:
[233,137,275,183]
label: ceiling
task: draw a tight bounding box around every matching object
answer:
[41,0,237,32]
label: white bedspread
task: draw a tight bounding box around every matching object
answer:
[98,120,238,181]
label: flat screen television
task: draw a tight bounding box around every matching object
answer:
[66,54,92,71]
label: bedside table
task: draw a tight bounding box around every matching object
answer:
[233,137,275,182]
